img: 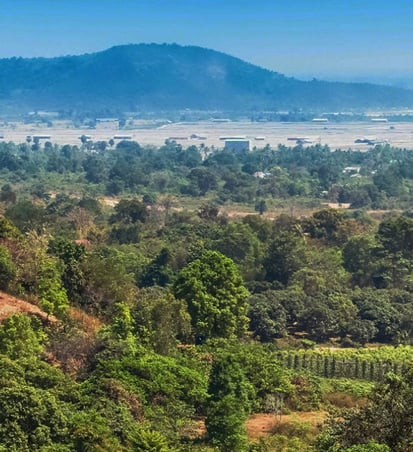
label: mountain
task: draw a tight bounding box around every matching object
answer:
[0,43,412,113]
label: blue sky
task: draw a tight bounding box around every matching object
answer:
[1,0,412,84]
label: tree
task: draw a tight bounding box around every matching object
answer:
[132,428,171,451]
[140,248,173,288]
[255,199,267,215]
[48,237,87,303]
[94,140,107,152]
[99,302,138,357]
[242,214,272,242]
[79,134,88,145]
[377,216,413,258]
[133,287,191,355]
[80,249,138,317]
[212,222,264,281]
[0,184,16,204]
[66,207,94,239]
[142,192,157,206]
[317,370,413,451]
[343,235,378,287]
[351,289,402,343]
[298,292,357,342]
[264,230,307,286]
[0,314,43,359]
[205,352,252,452]
[16,231,69,318]
[0,245,16,291]
[0,385,69,451]
[187,167,217,196]
[303,208,344,244]
[0,217,21,241]
[95,349,208,440]
[373,216,413,288]
[109,199,147,224]
[83,155,108,184]
[5,200,46,233]
[198,203,219,221]
[173,251,249,341]
[373,165,404,197]
[289,247,350,295]
[343,443,390,452]
[248,291,287,341]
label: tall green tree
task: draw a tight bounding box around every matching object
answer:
[173,251,249,341]
[342,234,378,287]
[248,291,287,342]
[264,230,307,287]
[110,199,148,225]
[16,231,68,318]
[80,249,138,317]
[48,237,87,303]
[133,287,191,355]
[303,208,344,244]
[205,352,252,452]
[0,245,16,291]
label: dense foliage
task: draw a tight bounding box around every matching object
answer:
[1,139,413,449]
[3,139,413,210]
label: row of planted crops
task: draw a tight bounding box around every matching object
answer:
[276,345,413,381]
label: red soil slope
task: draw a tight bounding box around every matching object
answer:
[0,291,56,323]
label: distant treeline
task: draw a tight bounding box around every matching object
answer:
[0,139,413,210]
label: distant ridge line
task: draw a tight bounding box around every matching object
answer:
[0,43,412,113]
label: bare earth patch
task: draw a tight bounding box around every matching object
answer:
[246,411,326,439]
[188,411,326,441]
[0,291,56,323]
[101,196,119,207]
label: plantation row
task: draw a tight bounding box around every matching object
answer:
[277,346,413,381]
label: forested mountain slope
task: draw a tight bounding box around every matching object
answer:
[1,43,413,112]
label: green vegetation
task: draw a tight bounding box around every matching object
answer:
[1,138,413,449]
[317,370,413,451]
[277,346,413,381]
[174,250,249,341]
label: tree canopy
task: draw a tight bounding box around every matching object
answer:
[174,250,249,341]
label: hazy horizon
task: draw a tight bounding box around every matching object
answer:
[1,0,412,87]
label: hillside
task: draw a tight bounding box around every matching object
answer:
[1,138,413,449]
[0,43,413,113]
[0,291,56,323]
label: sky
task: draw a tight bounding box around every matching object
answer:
[1,0,412,85]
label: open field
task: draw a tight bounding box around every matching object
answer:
[1,119,413,150]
